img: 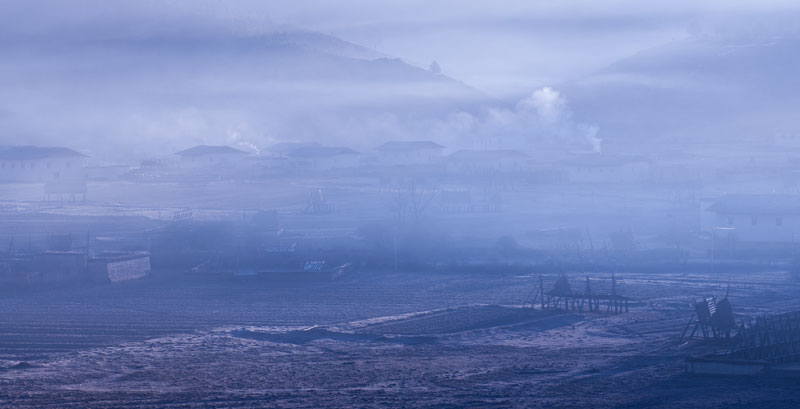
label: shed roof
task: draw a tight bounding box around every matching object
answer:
[175,145,248,157]
[0,146,87,160]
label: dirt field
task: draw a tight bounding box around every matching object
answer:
[1,269,799,408]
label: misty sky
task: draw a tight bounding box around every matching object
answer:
[3,0,800,160]
[5,0,799,98]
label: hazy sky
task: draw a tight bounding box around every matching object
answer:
[5,0,800,98]
[3,0,800,159]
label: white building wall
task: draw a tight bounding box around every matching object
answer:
[714,213,800,243]
[0,158,85,182]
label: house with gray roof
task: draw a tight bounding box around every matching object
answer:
[0,145,87,183]
[175,145,248,162]
[706,194,800,243]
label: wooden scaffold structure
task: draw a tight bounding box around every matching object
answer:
[727,311,800,363]
[526,273,631,314]
[679,286,737,343]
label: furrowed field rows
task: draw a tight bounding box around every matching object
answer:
[0,273,533,359]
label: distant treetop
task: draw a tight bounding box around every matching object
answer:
[429,60,442,74]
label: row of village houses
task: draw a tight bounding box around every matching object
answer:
[148,141,533,175]
[170,142,658,183]
[0,141,660,184]
[1,142,797,199]
[7,145,800,254]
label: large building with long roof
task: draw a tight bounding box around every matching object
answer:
[0,145,87,182]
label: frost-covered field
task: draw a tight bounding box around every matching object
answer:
[1,269,800,408]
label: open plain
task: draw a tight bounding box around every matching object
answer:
[1,268,799,408]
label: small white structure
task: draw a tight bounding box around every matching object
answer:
[0,146,87,183]
[286,146,360,171]
[562,154,651,183]
[447,150,527,174]
[375,141,445,166]
[88,252,151,282]
[706,195,800,243]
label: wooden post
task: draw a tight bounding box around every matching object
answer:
[540,274,546,310]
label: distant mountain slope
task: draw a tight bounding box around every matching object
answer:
[267,29,386,61]
[563,36,800,150]
[0,26,485,159]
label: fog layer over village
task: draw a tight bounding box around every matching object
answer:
[2,1,800,407]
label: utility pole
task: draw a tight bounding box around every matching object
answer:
[539,274,545,310]
[393,232,398,273]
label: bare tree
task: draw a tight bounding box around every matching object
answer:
[391,179,439,227]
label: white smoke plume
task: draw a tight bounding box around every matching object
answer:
[434,87,601,153]
[582,124,602,153]
[226,128,261,155]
